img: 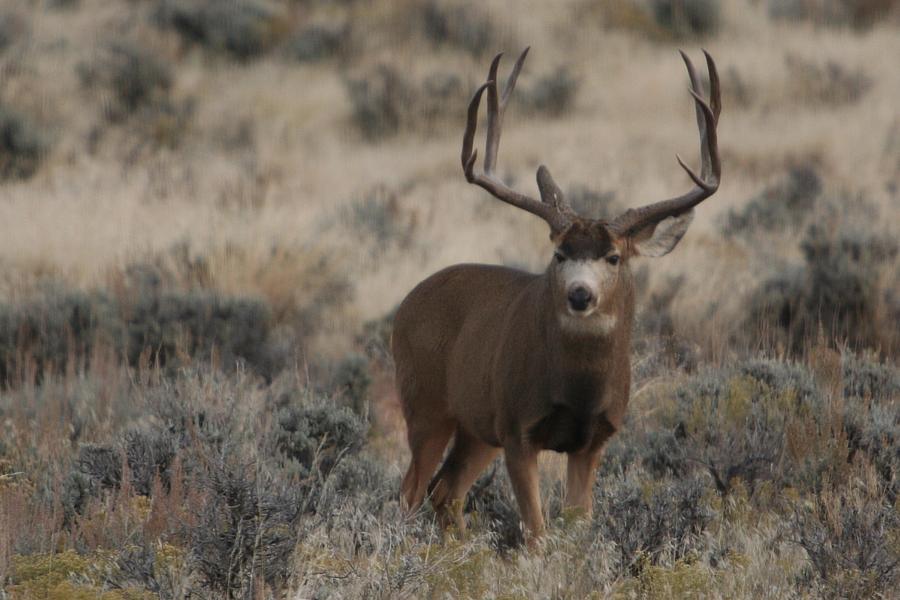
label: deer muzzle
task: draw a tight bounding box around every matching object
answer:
[567,284,594,313]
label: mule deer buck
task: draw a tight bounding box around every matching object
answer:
[392,48,721,539]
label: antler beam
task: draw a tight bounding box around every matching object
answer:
[461,48,574,234]
[608,50,721,237]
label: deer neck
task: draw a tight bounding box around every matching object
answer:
[534,275,632,412]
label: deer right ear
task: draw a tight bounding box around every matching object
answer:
[629,210,694,257]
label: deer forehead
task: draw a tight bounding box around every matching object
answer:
[559,259,617,287]
[556,221,616,260]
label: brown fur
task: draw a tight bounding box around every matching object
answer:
[394,49,720,541]
[393,221,634,539]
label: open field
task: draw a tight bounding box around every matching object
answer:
[1,0,899,598]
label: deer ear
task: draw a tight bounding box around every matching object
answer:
[629,209,694,257]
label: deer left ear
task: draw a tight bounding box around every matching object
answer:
[629,209,694,257]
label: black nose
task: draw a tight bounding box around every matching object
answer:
[567,285,593,312]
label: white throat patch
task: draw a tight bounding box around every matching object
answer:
[558,310,618,336]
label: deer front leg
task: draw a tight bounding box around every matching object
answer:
[504,443,544,543]
[565,449,602,516]
[565,418,618,516]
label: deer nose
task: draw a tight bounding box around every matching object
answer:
[567,285,593,312]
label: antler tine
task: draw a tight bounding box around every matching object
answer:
[502,47,529,106]
[484,48,530,175]
[460,48,572,234]
[676,88,718,185]
[703,49,721,180]
[462,81,492,179]
[679,50,709,179]
[483,53,504,175]
[704,49,722,122]
[609,51,721,238]
[680,52,704,125]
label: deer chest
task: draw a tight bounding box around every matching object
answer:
[528,374,608,453]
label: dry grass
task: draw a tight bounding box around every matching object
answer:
[1,0,899,598]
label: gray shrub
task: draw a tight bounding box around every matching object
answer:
[0,105,50,181]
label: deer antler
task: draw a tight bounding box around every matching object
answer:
[608,50,721,237]
[462,48,575,234]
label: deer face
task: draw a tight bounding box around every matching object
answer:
[550,220,625,328]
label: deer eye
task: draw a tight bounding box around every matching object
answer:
[554,252,567,263]
[606,254,620,266]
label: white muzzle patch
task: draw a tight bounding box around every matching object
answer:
[558,259,619,335]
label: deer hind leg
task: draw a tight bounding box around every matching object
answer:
[428,429,500,534]
[401,420,455,513]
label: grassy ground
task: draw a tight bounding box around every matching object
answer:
[1,0,899,598]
